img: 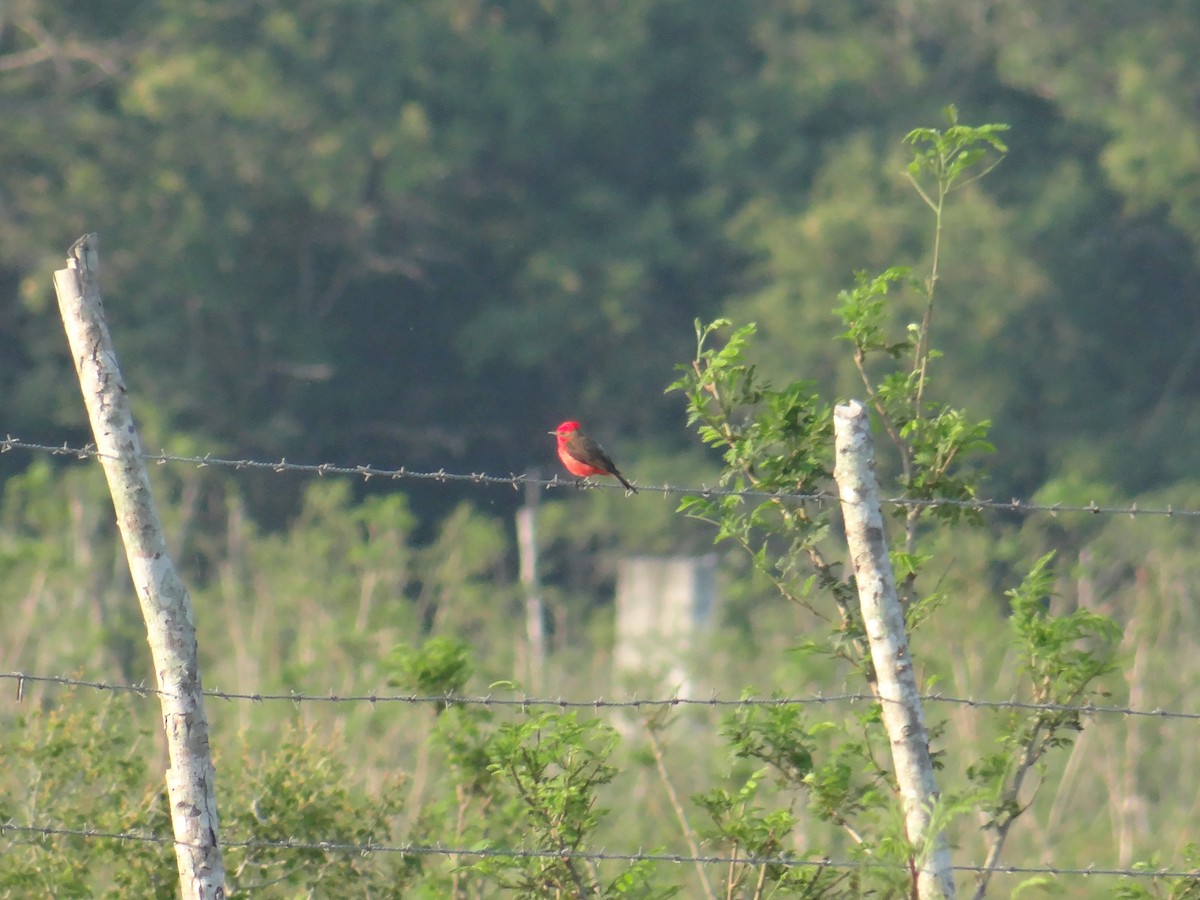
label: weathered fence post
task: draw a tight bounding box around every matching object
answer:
[833,399,955,899]
[516,467,546,692]
[53,235,226,899]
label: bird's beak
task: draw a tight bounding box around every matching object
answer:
[547,430,557,436]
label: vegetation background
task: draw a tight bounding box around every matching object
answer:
[2,2,1199,896]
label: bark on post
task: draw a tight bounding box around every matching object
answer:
[516,467,546,692]
[53,235,226,899]
[833,399,955,899]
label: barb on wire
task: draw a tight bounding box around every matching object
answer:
[1,822,1197,881]
[4,672,1197,721]
[4,434,1200,516]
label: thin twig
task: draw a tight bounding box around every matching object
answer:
[644,720,718,900]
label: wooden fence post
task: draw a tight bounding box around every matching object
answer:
[833,399,955,899]
[516,467,546,692]
[53,235,226,899]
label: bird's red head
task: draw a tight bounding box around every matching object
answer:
[552,421,581,439]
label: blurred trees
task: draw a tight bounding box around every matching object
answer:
[3,1,1200,511]
[2,1,756,496]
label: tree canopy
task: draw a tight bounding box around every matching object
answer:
[5,1,1200,511]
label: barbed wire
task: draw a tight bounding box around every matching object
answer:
[2,822,1197,881]
[4,435,1200,518]
[5,672,1198,721]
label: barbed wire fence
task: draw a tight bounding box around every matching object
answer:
[6,434,1200,517]
[3,670,1199,885]
[2,821,1197,882]
[3,671,1199,721]
[3,432,1200,890]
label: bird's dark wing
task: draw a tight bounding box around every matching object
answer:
[566,432,615,470]
[565,431,637,493]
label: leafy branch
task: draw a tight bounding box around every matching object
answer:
[968,554,1119,900]
[836,106,1004,604]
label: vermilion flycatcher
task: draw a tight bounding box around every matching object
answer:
[550,421,637,493]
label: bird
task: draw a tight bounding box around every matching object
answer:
[549,421,637,493]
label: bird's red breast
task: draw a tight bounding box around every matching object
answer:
[556,443,607,477]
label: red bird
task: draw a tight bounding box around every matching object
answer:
[550,421,637,493]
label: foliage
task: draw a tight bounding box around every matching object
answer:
[5,3,1200,505]
[668,109,1006,657]
[1116,844,1200,900]
[386,639,676,898]
[965,553,1121,896]
[0,694,415,898]
[0,695,168,898]
[471,712,672,899]
[671,113,1125,895]
[219,727,412,897]
[693,698,908,897]
[387,634,473,700]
